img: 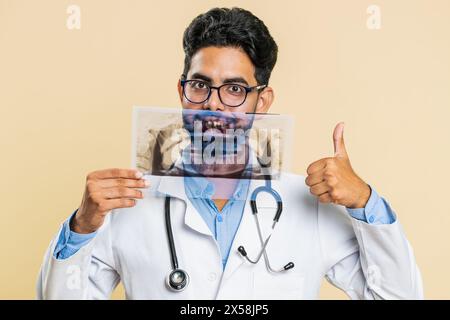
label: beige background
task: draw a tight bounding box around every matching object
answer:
[0,0,449,299]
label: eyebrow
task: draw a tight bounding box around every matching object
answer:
[190,72,250,86]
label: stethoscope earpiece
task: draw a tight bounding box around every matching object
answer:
[238,246,248,257]
[283,262,295,271]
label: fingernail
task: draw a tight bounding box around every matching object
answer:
[144,180,150,187]
[135,171,143,179]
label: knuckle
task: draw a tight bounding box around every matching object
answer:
[97,202,107,212]
[305,176,311,186]
[310,186,319,195]
[327,176,337,186]
[86,180,96,192]
[112,168,124,177]
[325,158,335,167]
[87,191,99,202]
[98,211,108,218]
[307,162,317,174]
[122,199,135,207]
[118,187,128,197]
[330,190,340,200]
[324,168,333,177]
[86,172,95,181]
[94,197,103,206]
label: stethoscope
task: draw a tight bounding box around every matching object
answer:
[164,196,190,291]
[237,177,294,273]
[164,176,295,292]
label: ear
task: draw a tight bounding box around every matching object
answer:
[177,80,183,103]
[254,86,274,113]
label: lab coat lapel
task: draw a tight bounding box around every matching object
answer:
[156,175,212,237]
[156,173,281,280]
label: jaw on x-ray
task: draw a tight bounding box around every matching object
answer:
[132,107,293,181]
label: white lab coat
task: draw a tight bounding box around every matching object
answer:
[36,172,423,299]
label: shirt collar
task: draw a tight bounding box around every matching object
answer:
[184,174,251,201]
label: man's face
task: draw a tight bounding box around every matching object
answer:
[178,46,273,114]
[176,46,275,178]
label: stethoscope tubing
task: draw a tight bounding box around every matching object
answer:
[165,196,179,270]
[164,176,293,292]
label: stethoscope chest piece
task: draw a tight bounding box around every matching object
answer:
[166,268,190,292]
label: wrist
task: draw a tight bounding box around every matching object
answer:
[349,182,371,209]
[70,211,98,234]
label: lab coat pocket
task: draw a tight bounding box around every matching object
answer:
[252,270,305,300]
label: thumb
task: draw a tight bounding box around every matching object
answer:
[333,122,348,158]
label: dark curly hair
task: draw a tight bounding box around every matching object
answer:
[182,7,278,85]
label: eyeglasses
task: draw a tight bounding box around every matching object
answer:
[180,79,267,108]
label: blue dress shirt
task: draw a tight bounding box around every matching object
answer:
[53,209,97,260]
[184,176,250,269]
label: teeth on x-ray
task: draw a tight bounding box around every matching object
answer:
[133,107,292,179]
[205,120,226,131]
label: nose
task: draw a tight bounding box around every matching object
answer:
[203,88,225,112]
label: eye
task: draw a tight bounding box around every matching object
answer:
[227,85,244,94]
[190,81,208,89]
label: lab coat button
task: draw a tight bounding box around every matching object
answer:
[208,272,217,281]
[369,216,375,223]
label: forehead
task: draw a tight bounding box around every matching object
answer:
[187,46,256,82]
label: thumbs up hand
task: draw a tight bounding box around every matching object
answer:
[305,122,371,208]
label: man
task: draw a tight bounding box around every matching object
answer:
[37,7,423,299]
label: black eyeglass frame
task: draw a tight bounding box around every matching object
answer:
[180,79,267,108]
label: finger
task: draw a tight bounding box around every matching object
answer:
[305,168,325,187]
[102,187,144,200]
[97,178,149,189]
[99,198,137,212]
[89,168,143,180]
[306,158,330,175]
[333,122,348,158]
[318,192,332,203]
[309,181,331,196]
